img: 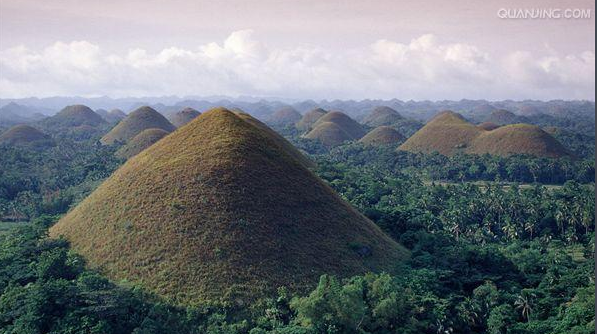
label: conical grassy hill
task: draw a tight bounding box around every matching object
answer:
[359,126,405,146]
[40,105,106,128]
[268,106,302,126]
[0,124,54,148]
[50,108,407,306]
[398,111,483,155]
[169,107,201,128]
[363,106,404,127]
[312,111,366,139]
[104,109,127,123]
[399,111,571,158]
[296,107,327,131]
[101,106,175,145]
[304,121,354,147]
[467,124,572,158]
[115,128,169,159]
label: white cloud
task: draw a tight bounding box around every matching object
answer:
[0,30,594,100]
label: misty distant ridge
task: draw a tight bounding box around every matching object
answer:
[0,96,594,123]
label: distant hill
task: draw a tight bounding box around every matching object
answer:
[95,109,109,118]
[0,102,48,124]
[312,111,366,139]
[467,124,572,158]
[97,108,127,123]
[268,106,302,126]
[399,110,572,158]
[399,111,482,156]
[35,105,108,140]
[304,121,354,147]
[518,105,542,116]
[101,106,175,145]
[115,128,169,159]
[359,126,405,146]
[168,107,201,128]
[296,108,327,131]
[0,124,54,148]
[470,103,498,116]
[40,105,106,129]
[50,107,407,306]
[362,106,404,127]
[485,109,529,125]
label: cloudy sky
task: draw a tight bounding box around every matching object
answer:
[0,0,594,100]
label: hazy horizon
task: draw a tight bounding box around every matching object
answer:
[1,0,594,100]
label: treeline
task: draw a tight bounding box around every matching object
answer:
[323,144,595,184]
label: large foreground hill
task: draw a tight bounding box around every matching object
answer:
[50,107,407,305]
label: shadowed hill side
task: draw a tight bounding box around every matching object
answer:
[359,126,405,146]
[50,107,407,306]
[296,108,327,132]
[101,106,175,145]
[0,124,55,148]
[115,128,170,159]
[168,107,201,128]
[477,122,500,131]
[398,111,483,156]
[467,124,572,158]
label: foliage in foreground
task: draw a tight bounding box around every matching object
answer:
[1,181,593,334]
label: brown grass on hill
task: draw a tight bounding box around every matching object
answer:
[477,122,500,131]
[232,110,315,168]
[467,124,572,158]
[363,106,404,127]
[312,111,366,139]
[304,121,354,147]
[359,126,405,147]
[296,108,327,131]
[398,111,483,155]
[400,111,571,158]
[169,107,201,128]
[115,128,170,159]
[0,124,54,147]
[269,107,302,125]
[50,107,407,306]
[100,106,175,145]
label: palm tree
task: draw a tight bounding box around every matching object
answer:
[514,291,534,322]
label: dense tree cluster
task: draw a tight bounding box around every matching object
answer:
[322,144,594,184]
[0,141,121,220]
